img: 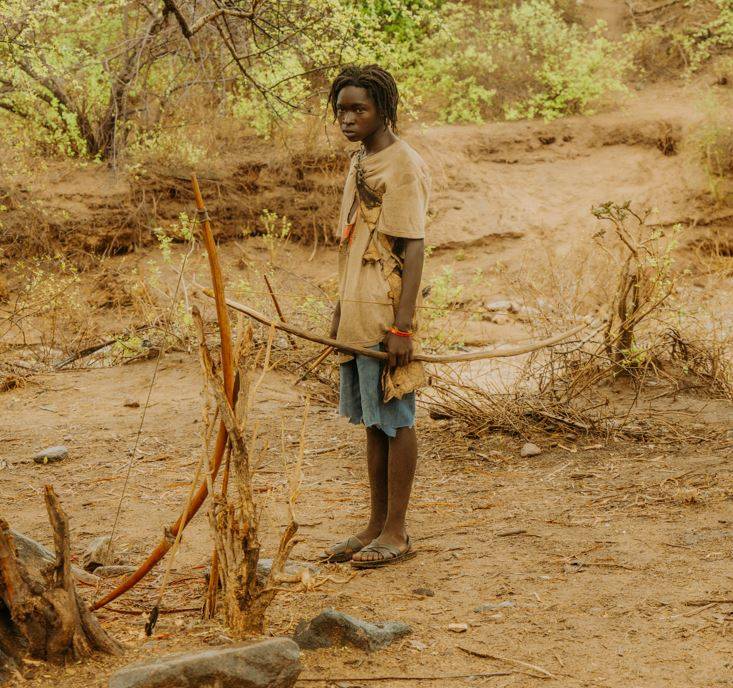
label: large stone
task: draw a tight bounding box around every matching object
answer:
[32,445,68,464]
[10,530,98,584]
[294,608,411,652]
[108,638,301,688]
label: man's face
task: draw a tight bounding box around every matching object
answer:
[336,86,382,142]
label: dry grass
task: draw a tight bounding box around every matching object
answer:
[427,202,733,442]
[695,113,733,201]
[0,115,349,263]
[629,26,690,80]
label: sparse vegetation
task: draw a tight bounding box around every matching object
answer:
[259,209,292,264]
[693,99,733,201]
[428,202,733,440]
[629,0,733,80]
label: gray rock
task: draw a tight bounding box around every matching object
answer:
[10,529,99,584]
[32,445,68,464]
[109,638,301,688]
[520,442,542,457]
[294,608,411,652]
[474,600,515,612]
[83,535,114,571]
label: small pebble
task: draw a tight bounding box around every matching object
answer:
[484,300,516,312]
[447,623,469,633]
[520,442,542,457]
[474,601,515,613]
[124,399,140,408]
[409,639,427,651]
[32,445,68,465]
[412,587,435,597]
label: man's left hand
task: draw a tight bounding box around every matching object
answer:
[384,331,413,368]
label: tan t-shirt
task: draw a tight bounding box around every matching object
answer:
[336,139,431,357]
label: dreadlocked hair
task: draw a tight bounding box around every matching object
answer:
[328,64,399,133]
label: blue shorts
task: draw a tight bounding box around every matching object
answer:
[339,345,416,438]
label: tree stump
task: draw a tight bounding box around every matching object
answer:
[0,486,121,679]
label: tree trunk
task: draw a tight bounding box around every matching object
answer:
[0,486,121,675]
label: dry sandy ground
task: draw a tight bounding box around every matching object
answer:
[2,348,733,688]
[2,60,733,688]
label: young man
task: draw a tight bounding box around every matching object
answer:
[323,65,430,569]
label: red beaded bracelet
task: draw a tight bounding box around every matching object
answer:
[388,326,412,338]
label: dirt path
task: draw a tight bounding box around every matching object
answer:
[2,355,732,688]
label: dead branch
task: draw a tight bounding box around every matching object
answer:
[297,672,514,682]
[0,487,120,674]
[457,645,558,679]
[162,0,253,38]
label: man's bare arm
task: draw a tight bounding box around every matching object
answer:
[385,238,424,368]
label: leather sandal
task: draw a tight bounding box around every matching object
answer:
[320,535,366,563]
[351,536,416,569]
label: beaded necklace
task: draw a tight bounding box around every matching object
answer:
[354,147,384,209]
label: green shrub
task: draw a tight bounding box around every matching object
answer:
[391,0,629,123]
[629,0,733,80]
[0,0,635,160]
[499,1,629,119]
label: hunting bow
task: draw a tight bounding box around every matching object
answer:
[92,175,235,611]
[93,188,588,610]
[199,289,589,363]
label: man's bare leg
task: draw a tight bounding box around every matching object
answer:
[355,426,390,542]
[323,426,388,558]
[352,425,417,562]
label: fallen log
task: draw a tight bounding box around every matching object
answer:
[198,287,589,363]
[0,487,120,679]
